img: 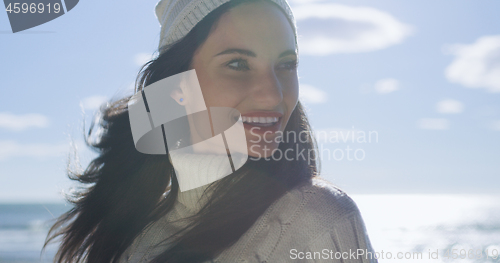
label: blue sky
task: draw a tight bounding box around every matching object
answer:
[1,0,499,202]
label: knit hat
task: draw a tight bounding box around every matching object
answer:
[155,0,298,51]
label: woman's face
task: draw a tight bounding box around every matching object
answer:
[185,1,299,158]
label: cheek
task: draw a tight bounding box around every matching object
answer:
[283,78,299,116]
[199,75,249,108]
[191,59,241,108]
[199,72,248,108]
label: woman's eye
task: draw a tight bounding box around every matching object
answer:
[226,59,249,71]
[279,60,298,70]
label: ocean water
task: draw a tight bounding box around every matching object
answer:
[0,204,70,263]
[0,195,499,262]
[352,195,500,263]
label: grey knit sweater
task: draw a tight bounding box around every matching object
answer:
[119,153,378,263]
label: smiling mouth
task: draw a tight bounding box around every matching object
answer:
[241,116,280,127]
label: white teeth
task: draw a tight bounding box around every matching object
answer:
[241,116,279,123]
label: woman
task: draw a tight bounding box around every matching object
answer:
[45,0,377,262]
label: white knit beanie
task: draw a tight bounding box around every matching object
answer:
[155,0,298,51]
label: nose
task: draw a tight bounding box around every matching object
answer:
[251,68,283,108]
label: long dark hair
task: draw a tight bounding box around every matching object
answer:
[44,0,319,262]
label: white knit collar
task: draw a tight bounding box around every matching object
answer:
[169,152,231,213]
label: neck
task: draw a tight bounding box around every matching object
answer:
[168,151,231,212]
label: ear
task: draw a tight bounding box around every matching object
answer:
[170,88,186,105]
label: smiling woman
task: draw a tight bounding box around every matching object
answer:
[43,0,377,262]
[188,1,299,159]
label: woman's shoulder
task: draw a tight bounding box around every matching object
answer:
[214,177,376,263]
[248,177,376,262]
[296,177,358,207]
[283,176,363,227]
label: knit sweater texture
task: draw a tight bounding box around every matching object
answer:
[119,153,378,263]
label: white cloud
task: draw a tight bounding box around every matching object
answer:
[293,3,413,55]
[0,140,69,160]
[299,84,328,104]
[374,78,400,93]
[134,53,153,66]
[417,118,450,130]
[445,35,500,93]
[0,112,49,131]
[436,99,464,114]
[80,96,108,111]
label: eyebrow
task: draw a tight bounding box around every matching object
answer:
[214,48,297,58]
[278,49,297,58]
[215,48,256,57]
